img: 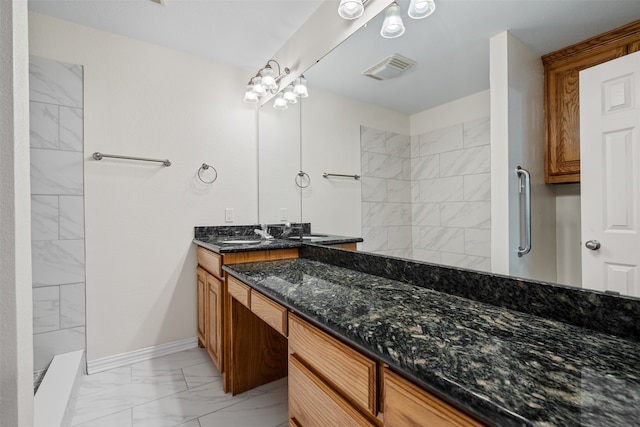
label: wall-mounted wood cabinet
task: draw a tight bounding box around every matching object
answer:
[543,20,640,184]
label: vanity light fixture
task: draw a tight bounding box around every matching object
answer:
[271,76,309,109]
[273,93,289,109]
[408,0,436,19]
[380,2,405,39]
[338,0,365,20]
[243,59,290,103]
[282,84,298,104]
[293,75,309,98]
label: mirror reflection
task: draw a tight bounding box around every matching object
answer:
[258,98,301,225]
[258,0,640,297]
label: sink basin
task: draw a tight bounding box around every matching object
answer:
[289,234,329,240]
[220,240,262,244]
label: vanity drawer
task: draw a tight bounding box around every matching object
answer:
[251,291,287,336]
[289,355,375,427]
[227,276,251,308]
[288,314,377,416]
[383,368,485,427]
[197,247,222,277]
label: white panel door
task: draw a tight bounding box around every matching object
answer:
[580,51,640,297]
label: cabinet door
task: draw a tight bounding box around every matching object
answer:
[196,267,207,347]
[383,369,484,427]
[207,274,223,372]
[544,44,627,183]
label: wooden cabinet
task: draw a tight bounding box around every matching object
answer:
[206,274,223,371]
[198,245,489,425]
[196,245,298,392]
[288,314,379,426]
[196,248,225,375]
[226,281,288,395]
[289,355,376,427]
[196,267,207,347]
[543,20,640,183]
[383,369,485,427]
[288,314,377,416]
[251,291,288,336]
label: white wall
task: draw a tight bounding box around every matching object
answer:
[29,13,259,362]
[490,31,557,282]
[556,184,582,286]
[410,90,490,136]
[301,87,408,237]
[0,0,33,425]
[258,102,301,225]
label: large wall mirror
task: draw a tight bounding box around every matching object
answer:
[258,98,302,225]
[258,0,640,296]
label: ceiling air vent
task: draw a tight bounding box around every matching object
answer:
[362,54,415,81]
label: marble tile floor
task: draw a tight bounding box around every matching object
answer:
[71,348,288,427]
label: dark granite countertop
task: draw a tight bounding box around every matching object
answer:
[223,258,640,427]
[193,224,362,254]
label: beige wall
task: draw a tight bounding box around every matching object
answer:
[302,86,409,237]
[556,184,581,286]
[29,12,259,362]
[410,90,490,136]
[490,31,557,283]
[0,1,33,425]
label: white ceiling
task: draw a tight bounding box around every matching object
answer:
[306,0,640,114]
[27,0,324,71]
[28,0,640,114]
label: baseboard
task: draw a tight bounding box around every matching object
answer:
[86,337,198,374]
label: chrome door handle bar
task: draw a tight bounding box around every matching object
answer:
[516,166,531,257]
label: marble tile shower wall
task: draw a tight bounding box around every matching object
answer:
[29,56,86,373]
[360,127,412,258]
[412,118,491,272]
[360,119,490,271]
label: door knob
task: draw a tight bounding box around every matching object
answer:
[585,240,601,250]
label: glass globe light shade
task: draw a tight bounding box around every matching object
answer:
[380,3,405,39]
[273,93,288,110]
[408,0,436,19]
[260,66,277,91]
[338,0,364,20]
[243,84,259,103]
[283,84,297,104]
[252,76,266,97]
[293,76,309,98]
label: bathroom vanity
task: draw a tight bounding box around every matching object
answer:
[193,226,640,426]
[193,225,360,392]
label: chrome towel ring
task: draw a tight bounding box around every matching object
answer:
[198,163,218,184]
[295,171,310,188]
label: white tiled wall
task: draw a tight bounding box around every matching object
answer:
[30,55,86,372]
[361,117,491,271]
[412,117,491,271]
[360,127,413,258]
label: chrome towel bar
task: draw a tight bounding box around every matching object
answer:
[516,166,531,257]
[92,152,171,167]
[322,172,360,180]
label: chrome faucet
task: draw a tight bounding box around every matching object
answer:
[282,222,293,238]
[254,223,274,239]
